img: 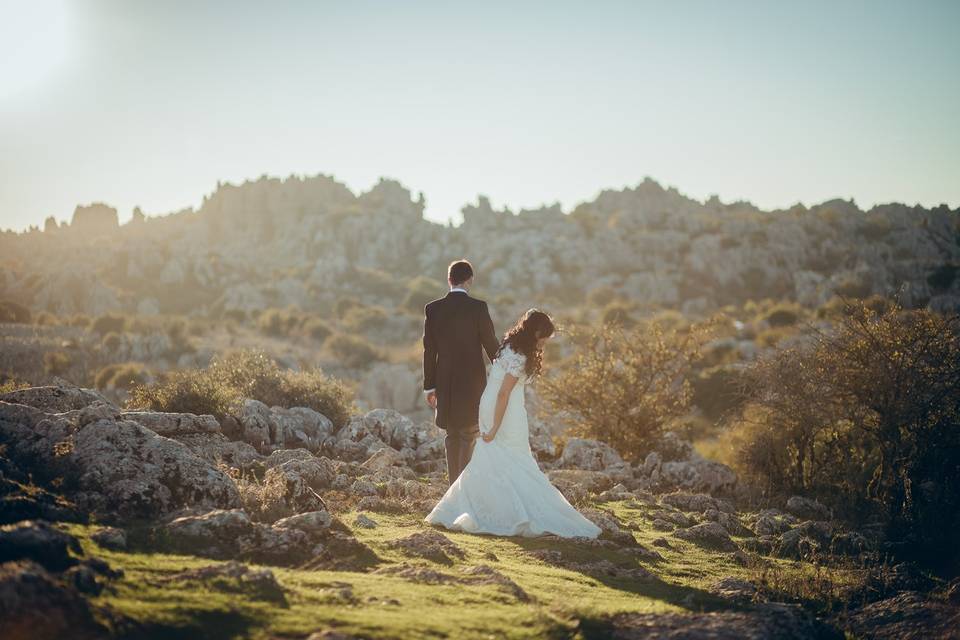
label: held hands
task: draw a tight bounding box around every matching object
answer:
[480,428,497,443]
[425,391,437,409]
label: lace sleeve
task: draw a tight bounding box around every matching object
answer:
[499,346,528,380]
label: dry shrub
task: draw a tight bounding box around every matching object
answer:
[730,299,960,569]
[128,349,354,427]
[540,319,713,461]
[324,333,381,370]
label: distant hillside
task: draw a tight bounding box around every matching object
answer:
[2,173,958,321]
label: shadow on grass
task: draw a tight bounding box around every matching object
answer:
[123,520,387,573]
[115,609,259,640]
[506,535,736,614]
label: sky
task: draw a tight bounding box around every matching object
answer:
[1,0,958,231]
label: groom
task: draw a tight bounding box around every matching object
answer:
[422,259,499,485]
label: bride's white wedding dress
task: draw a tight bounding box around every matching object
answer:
[424,344,602,538]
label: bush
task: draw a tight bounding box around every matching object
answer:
[128,367,238,419]
[692,364,746,423]
[95,362,149,391]
[587,286,618,307]
[165,316,187,342]
[324,333,381,370]
[334,297,361,318]
[730,300,960,570]
[0,372,30,394]
[600,301,635,328]
[350,267,400,298]
[756,326,794,347]
[342,305,388,333]
[763,303,802,328]
[68,314,91,328]
[257,307,305,337]
[210,350,354,428]
[302,317,333,342]
[927,262,958,292]
[540,320,711,461]
[223,309,248,324]
[101,331,125,351]
[0,300,31,323]
[128,349,354,427]
[43,351,72,376]
[403,276,443,313]
[91,313,127,335]
[33,311,58,326]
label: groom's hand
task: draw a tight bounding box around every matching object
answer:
[425,391,437,409]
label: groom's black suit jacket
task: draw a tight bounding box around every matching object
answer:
[423,291,500,430]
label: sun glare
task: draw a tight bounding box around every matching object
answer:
[0,0,71,103]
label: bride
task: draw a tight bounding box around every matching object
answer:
[424,309,602,538]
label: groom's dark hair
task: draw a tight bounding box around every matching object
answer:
[448,259,474,286]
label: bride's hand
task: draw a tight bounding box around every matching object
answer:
[481,430,496,443]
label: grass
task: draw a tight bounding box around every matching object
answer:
[64,499,856,640]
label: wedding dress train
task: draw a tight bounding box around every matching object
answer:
[424,345,602,538]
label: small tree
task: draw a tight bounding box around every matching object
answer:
[540,320,710,461]
[816,302,960,543]
[732,299,960,567]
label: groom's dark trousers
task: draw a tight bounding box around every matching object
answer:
[422,290,499,486]
[444,423,480,484]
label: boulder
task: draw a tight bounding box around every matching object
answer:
[273,510,333,535]
[741,536,776,556]
[90,526,126,551]
[0,458,85,525]
[0,383,112,414]
[705,509,752,537]
[711,576,760,603]
[830,531,873,557]
[351,478,379,497]
[264,448,316,468]
[601,602,839,639]
[750,509,797,536]
[0,560,106,640]
[785,495,831,521]
[259,457,335,520]
[231,399,280,451]
[580,507,638,546]
[650,509,694,528]
[653,431,695,461]
[673,522,739,552]
[119,411,221,437]
[172,561,285,603]
[160,509,259,558]
[547,469,617,493]
[158,508,334,566]
[528,418,557,460]
[388,530,465,564]
[361,447,407,472]
[558,437,625,471]
[776,521,833,559]
[0,520,82,571]
[354,513,377,529]
[0,400,241,521]
[640,437,737,494]
[658,456,737,494]
[660,492,732,514]
[70,418,241,520]
[845,591,960,640]
[329,409,440,464]
[270,406,334,452]
[174,432,262,469]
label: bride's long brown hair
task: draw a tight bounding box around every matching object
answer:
[495,308,556,378]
